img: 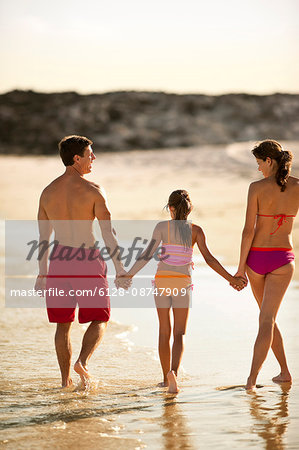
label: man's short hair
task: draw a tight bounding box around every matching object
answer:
[58,135,93,166]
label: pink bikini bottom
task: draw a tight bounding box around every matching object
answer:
[246,247,295,275]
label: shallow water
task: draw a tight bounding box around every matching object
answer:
[1,250,299,449]
[1,139,299,449]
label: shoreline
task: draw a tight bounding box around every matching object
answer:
[1,141,298,280]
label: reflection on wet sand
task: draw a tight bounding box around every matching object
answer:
[248,384,291,450]
[161,396,195,449]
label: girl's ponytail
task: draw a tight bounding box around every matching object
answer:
[167,190,192,247]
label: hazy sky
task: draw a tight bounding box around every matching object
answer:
[0,0,298,94]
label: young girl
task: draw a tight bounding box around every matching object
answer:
[235,140,299,390]
[125,190,246,393]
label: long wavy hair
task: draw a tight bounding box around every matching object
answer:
[252,140,293,192]
[166,190,192,247]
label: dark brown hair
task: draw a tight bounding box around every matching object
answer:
[167,190,192,247]
[58,135,93,166]
[252,140,293,192]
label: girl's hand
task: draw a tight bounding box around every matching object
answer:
[234,270,248,286]
[230,275,247,291]
[115,269,132,290]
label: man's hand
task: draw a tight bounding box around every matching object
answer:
[114,269,132,290]
[34,275,47,297]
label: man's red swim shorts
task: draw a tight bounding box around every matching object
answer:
[46,244,110,323]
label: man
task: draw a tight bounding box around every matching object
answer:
[34,135,129,388]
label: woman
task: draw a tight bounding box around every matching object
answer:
[126,190,245,393]
[235,140,299,390]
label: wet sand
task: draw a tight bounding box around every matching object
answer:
[1,142,299,448]
[1,270,299,448]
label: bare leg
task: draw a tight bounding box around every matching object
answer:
[55,322,73,387]
[171,306,189,375]
[155,302,171,386]
[271,324,292,383]
[247,266,292,383]
[167,298,189,393]
[246,263,294,390]
[74,321,107,386]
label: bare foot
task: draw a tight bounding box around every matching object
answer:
[245,377,256,391]
[61,378,73,389]
[272,373,292,383]
[167,371,179,394]
[74,360,90,388]
[157,381,168,388]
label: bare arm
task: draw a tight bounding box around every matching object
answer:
[127,224,162,277]
[236,183,258,277]
[195,226,245,288]
[34,195,53,293]
[94,188,125,275]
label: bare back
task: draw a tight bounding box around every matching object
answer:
[156,220,193,275]
[39,171,106,247]
[252,176,299,248]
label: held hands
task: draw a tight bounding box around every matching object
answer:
[230,271,248,291]
[114,268,132,290]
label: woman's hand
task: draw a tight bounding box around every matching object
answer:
[230,272,248,291]
[234,270,248,284]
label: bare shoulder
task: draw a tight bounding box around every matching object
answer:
[85,179,101,190]
[248,179,263,191]
[192,223,204,239]
[85,180,107,200]
[157,220,168,226]
[288,176,299,186]
[155,220,168,232]
[40,176,64,200]
[287,177,299,205]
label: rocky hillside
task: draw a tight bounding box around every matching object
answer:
[0,90,298,154]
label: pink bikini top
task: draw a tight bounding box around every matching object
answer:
[160,221,193,266]
[257,214,296,235]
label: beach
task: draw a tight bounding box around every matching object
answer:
[1,141,299,449]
